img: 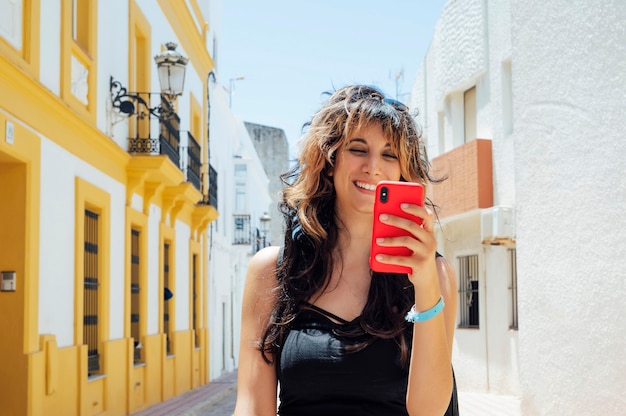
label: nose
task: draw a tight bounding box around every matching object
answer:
[364,154,383,175]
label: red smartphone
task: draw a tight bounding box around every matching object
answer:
[369,181,425,274]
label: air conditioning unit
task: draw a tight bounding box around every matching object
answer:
[481,206,515,244]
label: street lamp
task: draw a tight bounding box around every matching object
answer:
[259,212,271,248]
[155,42,190,98]
[110,42,189,117]
[228,77,245,108]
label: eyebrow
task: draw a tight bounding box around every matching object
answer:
[347,138,392,148]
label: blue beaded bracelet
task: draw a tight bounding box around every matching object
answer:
[405,296,445,323]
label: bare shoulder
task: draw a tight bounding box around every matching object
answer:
[247,245,280,277]
[244,245,281,296]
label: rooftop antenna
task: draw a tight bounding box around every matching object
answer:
[393,68,404,100]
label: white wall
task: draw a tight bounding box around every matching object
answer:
[38,0,61,95]
[36,0,215,353]
[38,137,126,346]
[416,0,626,412]
[412,0,520,396]
[207,80,272,379]
[175,221,192,330]
[437,211,512,394]
[483,244,519,395]
[512,0,626,414]
[147,206,162,335]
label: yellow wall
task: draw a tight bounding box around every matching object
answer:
[0,0,219,414]
[29,341,80,416]
[0,160,29,415]
[0,112,41,416]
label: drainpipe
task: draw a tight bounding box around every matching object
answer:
[207,70,216,259]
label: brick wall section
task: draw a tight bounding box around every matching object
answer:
[430,139,493,219]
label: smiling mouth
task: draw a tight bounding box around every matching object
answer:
[355,181,376,191]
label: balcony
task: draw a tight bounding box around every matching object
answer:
[180,131,201,192]
[232,214,270,253]
[124,92,201,192]
[126,93,180,167]
[207,164,218,209]
[430,139,493,219]
[233,214,252,245]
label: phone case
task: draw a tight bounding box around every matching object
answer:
[369,181,424,274]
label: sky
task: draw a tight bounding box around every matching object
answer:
[218,0,448,158]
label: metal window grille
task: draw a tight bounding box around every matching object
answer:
[509,248,518,330]
[458,254,480,328]
[84,209,100,375]
[130,229,142,362]
[233,214,251,245]
[163,242,171,354]
[192,254,200,348]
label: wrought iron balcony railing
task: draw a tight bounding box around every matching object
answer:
[125,92,180,168]
[180,131,201,191]
[120,92,207,193]
[233,214,252,245]
[208,164,218,208]
[233,214,269,253]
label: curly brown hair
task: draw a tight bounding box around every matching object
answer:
[258,85,441,366]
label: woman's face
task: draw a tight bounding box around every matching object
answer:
[330,123,402,217]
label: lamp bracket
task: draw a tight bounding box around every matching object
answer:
[110,76,170,119]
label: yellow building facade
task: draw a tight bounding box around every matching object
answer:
[0,1,218,415]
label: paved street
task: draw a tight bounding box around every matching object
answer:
[136,369,520,416]
[196,386,236,416]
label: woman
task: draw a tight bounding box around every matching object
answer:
[235,85,458,416]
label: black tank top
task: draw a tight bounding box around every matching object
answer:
[276,302,459,416]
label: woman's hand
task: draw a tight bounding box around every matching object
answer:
[373,203,438,287]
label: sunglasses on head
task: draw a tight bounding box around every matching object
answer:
[383,97,409,112]
[346,88,409,112]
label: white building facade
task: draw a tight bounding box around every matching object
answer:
[205,81,273,380]
[0,0,274,414]
[410,0,626,414]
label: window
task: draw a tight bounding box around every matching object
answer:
[75,178,110,378]
[163,242,172,354]
[0,0,41,71]
[233,214,251,245]
[130,228,142,362]
[234,164,246,177]
[84,208,100,375]
[129,2,151,144]
[235,189,245,213]
[509,248,518,330]
[62,0,96,115]
[458,254,479,328]
[463,86,476,143]
[235,164,247,213]
[72,0,90,52]
[0,0,23,50]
